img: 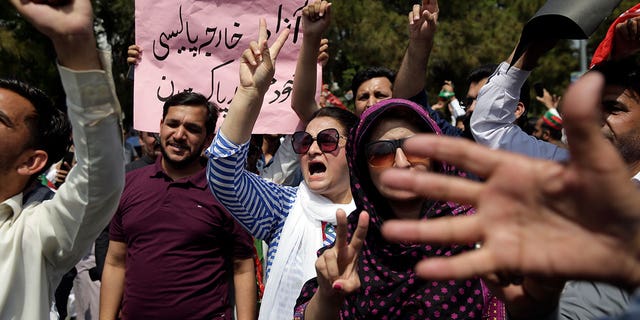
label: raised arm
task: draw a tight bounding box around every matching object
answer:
[470,40,568,161]
[291,0,331,121]
[11,0,101,71]
[381,72,640,291]
[206,20,296,240]
[10,0,124,268]
[302,210,369,320]
[392,0,462,137]
[393,0,438,99]
[219,19,289,144]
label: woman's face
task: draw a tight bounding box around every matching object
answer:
[299,117,352,204]
[366,119,432,202]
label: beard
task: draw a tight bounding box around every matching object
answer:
[616,133,640,167]
[159,142,205,169]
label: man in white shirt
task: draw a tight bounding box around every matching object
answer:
[469,13,640,319]
[0,0,124,318]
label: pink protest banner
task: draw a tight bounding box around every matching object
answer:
[134,0,318,133]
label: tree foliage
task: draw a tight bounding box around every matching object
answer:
[0,0,635,120]
[0,0,135,123]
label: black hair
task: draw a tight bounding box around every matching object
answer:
[351,67,396,94]
[591,53,640,96]
[467,64,498,84]
[162,91,219,135]
[0,79,71,176]
[541,123,563,141]
[467,64,530,127]
[308,107,359,136]
[516,80,531,128]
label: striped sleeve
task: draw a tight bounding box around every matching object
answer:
[206,132,298,243]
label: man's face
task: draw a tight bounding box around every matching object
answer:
[159,105,209,169]
[465,78,489,113]
[0,88,35,174]
[354,77,393,117]
[139,131,161,159]
[601,85,640,169]
[533,117,545,140]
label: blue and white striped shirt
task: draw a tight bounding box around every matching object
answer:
[206,132,335,276]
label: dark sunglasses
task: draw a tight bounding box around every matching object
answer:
[292,128,343,154]
[365,138,430,167]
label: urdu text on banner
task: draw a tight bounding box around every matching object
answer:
[134,0,319,134]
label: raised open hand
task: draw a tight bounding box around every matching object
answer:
[315,209,369,297]
[535,88,560,110]
[380,72,640,290]
[239,18,290,94]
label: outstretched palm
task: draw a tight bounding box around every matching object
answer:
[380,73,640,289]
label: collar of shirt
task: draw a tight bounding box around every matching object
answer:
[1,193,23,223]
[148,156,208,190]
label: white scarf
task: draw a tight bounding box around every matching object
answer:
[259,181,355,320]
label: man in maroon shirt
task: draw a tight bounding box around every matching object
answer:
[100,91,256,320]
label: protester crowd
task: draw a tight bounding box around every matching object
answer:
[2,0,640,319]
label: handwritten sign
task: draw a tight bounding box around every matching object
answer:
[134,0,318,134]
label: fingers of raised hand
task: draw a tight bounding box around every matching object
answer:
[127,47,142,64]
[423,9,438,24]
[486,271,525,287]
[32,0,70,5]
[410,4,421,24]
[348,211,369,252]
[305,0,330,21]
[314,252,331,285]
[333,276,361,293]
[324,249,341,282]
[424,0,439,14]
[334,209,348,250]
[268,27,290,61]
[401,134,506,178]
[319,38,329,51]
[315,248,343,288]
[561,72,617,167]
[382,214,481,246]
[618,17,640,41]
[415,248,497,280]
[318,1,330,17]
[243,42,260,66]
[258,18,268,45]
[127,45,141,53]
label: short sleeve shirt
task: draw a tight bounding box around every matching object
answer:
[110,158,254,320]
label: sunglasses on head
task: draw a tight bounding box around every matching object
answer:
[292,128,343,154]
[365,137,430,167]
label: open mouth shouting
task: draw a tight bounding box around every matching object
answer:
[308,160,327,179]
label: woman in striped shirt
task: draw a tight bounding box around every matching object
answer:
[205,20,358,319]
